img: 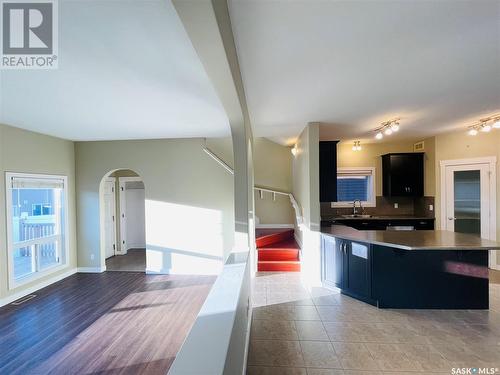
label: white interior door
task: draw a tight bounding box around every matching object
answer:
[119,180,127,254]
[444,163,491,239]
[103,179,116,259]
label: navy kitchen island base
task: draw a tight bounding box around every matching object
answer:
[372,246,489,309]
[321,232,490,310]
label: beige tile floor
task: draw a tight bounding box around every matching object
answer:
[247,271,500,375]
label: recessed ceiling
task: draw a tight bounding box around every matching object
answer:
[0,0,230,141]
[229,0,500,144]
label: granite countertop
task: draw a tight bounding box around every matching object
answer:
[323,216,435,221]
[321,225,500,251]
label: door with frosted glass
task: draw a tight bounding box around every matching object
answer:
[444,164,491,239]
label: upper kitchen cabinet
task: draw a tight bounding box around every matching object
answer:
[382,152,424,197]
[319,141,339,202]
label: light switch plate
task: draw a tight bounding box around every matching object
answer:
[429,204,434,211]
[394,203,398,208]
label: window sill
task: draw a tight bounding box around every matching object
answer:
[9,263,67,291]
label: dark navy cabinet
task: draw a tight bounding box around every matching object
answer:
[321,235,374,304]
[321,234,489,309]
[382,153,424,197]
[345,242,371,300]
[321,235,343,289]
[319,141,338,202]
[327,218,434,230]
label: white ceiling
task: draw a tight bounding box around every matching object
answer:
[230,0,500,145]
[0,0,230,141]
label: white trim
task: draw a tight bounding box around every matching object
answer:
[5,172,70,290]
[118,176,145,254]
[439,156,497,168]
[332,167,376,208]
[255,223,294,229]
[118,178,127,254]
[77,266,107,273]
[241,305,253,374]
[118,176,142,183]
[439,156,497,268]
[103,177,117,259]
[0,268,77,307]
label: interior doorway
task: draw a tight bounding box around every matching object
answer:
[103,178,117,259]
[440,157,497,268]
[100,169,146,272]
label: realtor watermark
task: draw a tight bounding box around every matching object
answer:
[1,0,58,69]
[452,368,500,375]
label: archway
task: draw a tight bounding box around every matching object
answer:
[99,169,146,272]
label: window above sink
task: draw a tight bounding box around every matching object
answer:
[332,167,376,208]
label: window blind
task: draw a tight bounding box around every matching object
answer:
[11,177,65,189]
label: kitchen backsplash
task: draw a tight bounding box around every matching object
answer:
[321,196,435,219]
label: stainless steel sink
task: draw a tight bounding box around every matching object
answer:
[341,214,373,219]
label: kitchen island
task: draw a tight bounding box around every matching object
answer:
[320,225,500,309]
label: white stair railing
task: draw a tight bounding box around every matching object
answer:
[203,146,303,226]
[254,186,303,226]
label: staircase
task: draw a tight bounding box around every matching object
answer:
[256,229,301,272]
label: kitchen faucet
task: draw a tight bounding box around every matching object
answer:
[353,199,363,215]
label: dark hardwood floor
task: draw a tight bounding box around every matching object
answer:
[0,272,215,375]
[106,248,146,272]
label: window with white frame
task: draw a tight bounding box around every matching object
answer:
[332,167,376,207]
[6,173,68,288]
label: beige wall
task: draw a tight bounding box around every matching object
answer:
[75,138,235,275]
[434,130,500,265]
[337,138,436,196]
[209,137,295,225]
[253,138,294,225]
[0,124,77,304]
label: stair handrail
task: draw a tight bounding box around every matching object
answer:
[203,146,303,226]
[254,186,303,226]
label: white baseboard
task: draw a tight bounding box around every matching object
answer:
[255,223,294,229]
[127,243,146,250]
[490,264,500,271]
[77,266,107,273]
[0,268,77,307]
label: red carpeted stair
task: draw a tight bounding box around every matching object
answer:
[256,229,300,272]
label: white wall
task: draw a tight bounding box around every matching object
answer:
[75,138,234,275]
[0,124,77,305]
[292,123,321,285]
[125,184,146,249]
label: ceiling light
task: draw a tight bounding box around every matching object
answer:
[493,119,500,129]
[468,128,478,136]
[391,123,399,132]
[352,141,362,151]
[384,127,393,135]
[481,124,492,132]
[375,132,383,140]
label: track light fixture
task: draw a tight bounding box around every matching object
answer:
[467,115,500,136]
[374,118,400,140]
